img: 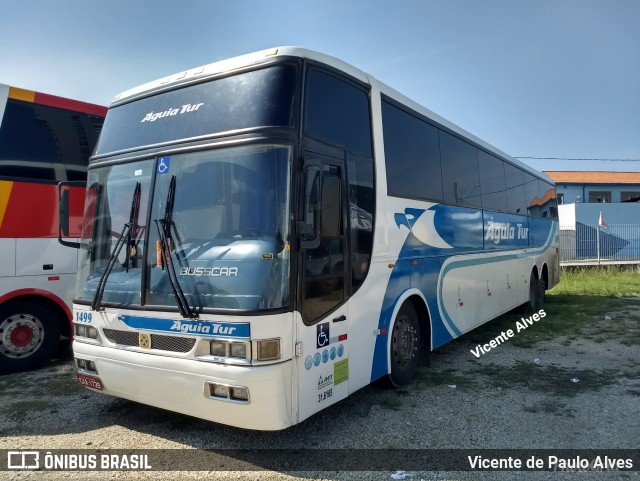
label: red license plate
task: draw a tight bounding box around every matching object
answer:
[76,373,104,391]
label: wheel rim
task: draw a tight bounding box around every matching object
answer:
[0,313,44,358]
[392,316,417,369]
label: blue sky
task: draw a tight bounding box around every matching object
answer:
[1,0,638,172]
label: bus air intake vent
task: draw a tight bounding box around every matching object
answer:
[102,329,197,353]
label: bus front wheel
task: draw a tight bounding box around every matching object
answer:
[0,300,61,374]
[387,301,421,387]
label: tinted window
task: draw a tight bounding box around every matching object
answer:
[622,191,640,202]
[478,150,507,211]
[96,65,297,155]
[0,100,103,182]
[305,69,372,158]
[505,163,526,214]
[588,191,611,203]
[440,131,481,208]
[382,101,443,200]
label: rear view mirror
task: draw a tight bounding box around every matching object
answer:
[60,189,71,236]
[58,182,84,249]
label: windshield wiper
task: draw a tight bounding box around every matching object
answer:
[91,182,141,311]
[154,175,197,319]
[124,180,141,272]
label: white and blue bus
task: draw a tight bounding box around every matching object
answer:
[64,47,559,430]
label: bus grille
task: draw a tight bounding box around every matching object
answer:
[102,329,197,353]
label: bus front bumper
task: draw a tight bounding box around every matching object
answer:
[73,342,294,431]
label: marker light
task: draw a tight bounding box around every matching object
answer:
[256,339,280,361]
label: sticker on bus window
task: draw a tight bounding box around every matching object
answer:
[317,322,330,349]
[157,157,171,174]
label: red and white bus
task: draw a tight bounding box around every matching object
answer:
[0,84,106,373]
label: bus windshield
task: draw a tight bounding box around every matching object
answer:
[76,144,291,311]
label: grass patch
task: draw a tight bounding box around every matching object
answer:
[415,368,475,388]
[3,399,54,421]
[465,295,620,347]
[473,362,625,397]
[377,391,405,411]
[550,266,640,297]
[584,314,640,346]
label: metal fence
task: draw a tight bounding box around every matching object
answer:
[559,223,640,266]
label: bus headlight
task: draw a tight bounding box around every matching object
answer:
[198,339,281,364]
[75,324,98,340]
[207,340,250,361]
[210,341,226,357]
[229,342,247,359]
[256,339,280,361]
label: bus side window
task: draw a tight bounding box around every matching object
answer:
[0,101,58,181]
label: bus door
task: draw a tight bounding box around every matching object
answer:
[296,155,350,422]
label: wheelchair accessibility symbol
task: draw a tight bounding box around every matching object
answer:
[316,322,330,349]
[157,157,170,174]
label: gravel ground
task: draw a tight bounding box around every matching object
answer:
[1,300,639,481]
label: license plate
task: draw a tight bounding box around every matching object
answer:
[76,373,104,391]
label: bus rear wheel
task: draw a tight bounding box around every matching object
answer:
[527,271,541,311]
[0,300,61,374]
[388,301,421,387]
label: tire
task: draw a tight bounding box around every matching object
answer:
[0,300,61,374]
[527,271,539,312]
[387,301,421,387]
[538,277,547,306]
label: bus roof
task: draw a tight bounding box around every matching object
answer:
[110,46,552,184]
[0,84,107,117]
